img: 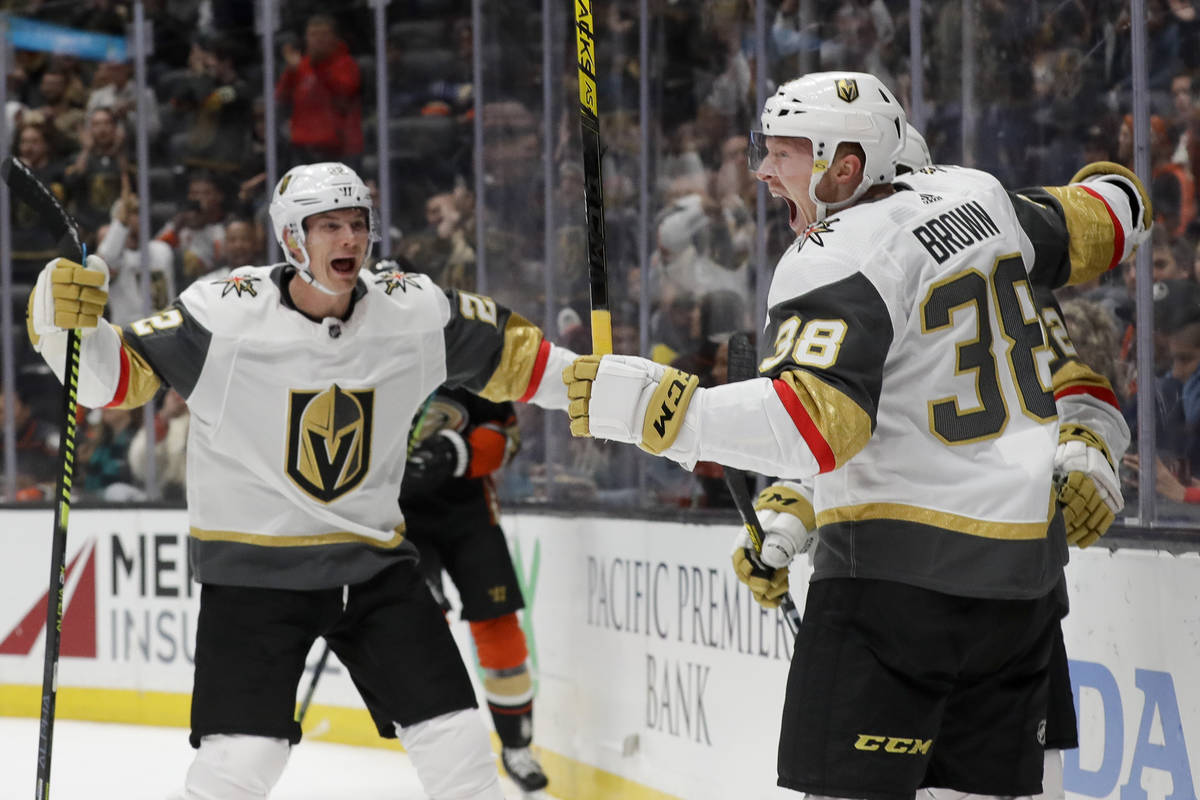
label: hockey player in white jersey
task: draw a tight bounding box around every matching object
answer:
[563,72,1150,797]
[27,162,576,799]
[743,124,1137,800]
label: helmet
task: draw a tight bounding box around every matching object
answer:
[897,123,932,173]
[751,71,906,220]
[268,162,379,294]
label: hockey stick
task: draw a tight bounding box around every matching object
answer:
[573,0,612,355]
[2,156,85,800]
[296,390,443,726]
[724,332,802,636]
[295,642,331,725]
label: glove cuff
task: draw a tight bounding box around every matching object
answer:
[437,429,470,477]
[754,483,816,530]
[1059,423,1114,469]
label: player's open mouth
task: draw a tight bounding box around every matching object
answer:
[785,198,798,227]
[331,257,357,274]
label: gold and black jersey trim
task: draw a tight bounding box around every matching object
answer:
[121,300,213,401]
[816,500,1054,541]
[1011,186,1122,290]
[190,523,406,549]
[479,314,545,402]
[812,511,1067,600]
[443,287,547,401]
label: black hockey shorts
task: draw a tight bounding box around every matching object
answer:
[406,518,524,622]
[189,559,477,747]
[777,577,1066,800]
[1044,624,1079,750]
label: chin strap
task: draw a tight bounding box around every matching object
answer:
[296,267,350,297]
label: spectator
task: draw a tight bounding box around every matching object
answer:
[274,13,363,166]
[63,106,128,240]
[128,389,189,502]
[176,37,253,176]
[156,171,229,282]
[29,65,85,157]
[96,190,176,325]
[87,59,161,140]
[79,407,141,501]
[11,119,67,283]
[0,384,59,502]
[1120,113,1196,239]
[1169,71,1195,166]
[219,217,264,274]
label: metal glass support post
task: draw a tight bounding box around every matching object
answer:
[371,0,391,257]
[132,2,159,498]
[0,14,16,501]
[471,0,487,294]
[909,0,925,130]
[260,0,279,262]
[1131,0,1156,523]
[960,0,976,166]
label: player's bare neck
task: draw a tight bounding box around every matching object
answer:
[286,272,350,321]
[863,184,895,202]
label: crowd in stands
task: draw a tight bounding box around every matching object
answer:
[3,0,1200,522]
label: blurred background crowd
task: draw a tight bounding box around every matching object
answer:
[0,0,1197,527]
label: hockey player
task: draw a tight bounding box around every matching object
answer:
[398,383,549,793]
[562,72,1150,797]
[27,162,575,800]
[743,124,1135,800]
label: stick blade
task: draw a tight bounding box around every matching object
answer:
[727,331,758,383]
[1,156,82,261]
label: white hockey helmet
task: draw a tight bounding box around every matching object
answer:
[897,123,932,173]
[268,162,379,294]
[752,71,906,220]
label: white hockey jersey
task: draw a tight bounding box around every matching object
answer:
[662,166,1141,598]
[41,265,572,590]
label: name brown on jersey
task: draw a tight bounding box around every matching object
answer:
[911,201,1001,265]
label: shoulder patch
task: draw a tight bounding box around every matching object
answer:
[213,275,261,298]
[373,270,425,296]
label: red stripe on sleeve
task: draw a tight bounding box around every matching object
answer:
[1078,185,1125,273]
[771,378,837,473]
[1184,487,1200,504]
[105,346,131,408]
[1054,383,1120,411]
[516,339,551,403]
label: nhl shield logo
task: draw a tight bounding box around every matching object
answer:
[836,78,859,103]
[285,384,374,503]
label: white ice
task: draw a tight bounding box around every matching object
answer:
[0,717,532,799]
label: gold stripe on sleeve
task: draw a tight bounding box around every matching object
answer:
[817,502,1049,540]
[1042,185,1118,284]
[775,370,873,469]
[189,524,406,549]
[479,313,545,402]
[113,329,163,409]
[1050,360,1114,395]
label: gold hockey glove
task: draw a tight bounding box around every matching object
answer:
[27,255,110,348]
[563,354,699,454]
[1054,424,1122,547]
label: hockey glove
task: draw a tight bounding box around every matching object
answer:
[731,482,816,609]
[562,354,699,455]
[1054,424,1123,548]
[27,255,110,349]
[400,429,470,501]
[1069,161,1153,250]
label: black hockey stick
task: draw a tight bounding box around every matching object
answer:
[295,642,331,725]
[2,156,85,800]
[724,332,802,636]
[573,0,612,355]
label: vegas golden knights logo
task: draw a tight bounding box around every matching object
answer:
[286,384,374,503]
[836,78,859,103]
